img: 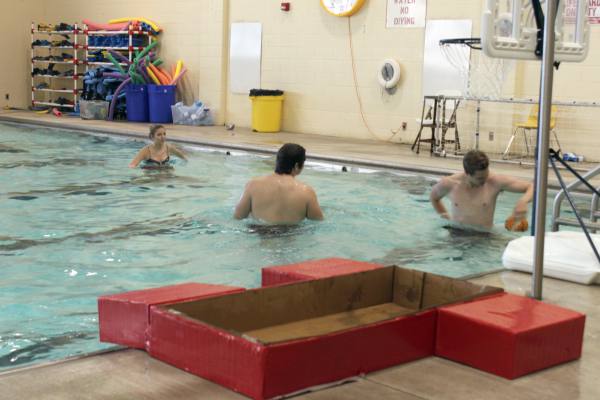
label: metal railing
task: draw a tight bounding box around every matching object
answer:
[551,163,600,233]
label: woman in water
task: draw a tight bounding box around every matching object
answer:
[129,125,187,169]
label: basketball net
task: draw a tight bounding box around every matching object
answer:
[440,39,513,100]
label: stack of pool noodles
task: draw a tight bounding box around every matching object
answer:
[83,17,161,35]
[101,41,188,120]
[82,18,188,120]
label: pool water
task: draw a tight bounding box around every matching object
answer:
[0,122,533,370]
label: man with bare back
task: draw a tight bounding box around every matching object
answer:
[234,143,324,224]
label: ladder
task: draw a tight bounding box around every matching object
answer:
[551,164,600,233]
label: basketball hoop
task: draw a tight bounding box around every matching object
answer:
[439,37,513,100]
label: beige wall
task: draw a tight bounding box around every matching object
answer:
[2,1,599,160]
[225,0,600,160]
[0,0,44,109]
[38,0,227,121]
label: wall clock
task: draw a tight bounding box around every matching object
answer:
[320,0,366,17]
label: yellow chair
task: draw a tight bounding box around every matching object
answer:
[503,105,561,159]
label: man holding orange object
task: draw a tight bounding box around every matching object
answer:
[430,150,533,231]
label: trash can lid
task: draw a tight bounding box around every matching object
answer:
[249,89,284,97]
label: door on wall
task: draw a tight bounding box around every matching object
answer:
[422,19,472,97]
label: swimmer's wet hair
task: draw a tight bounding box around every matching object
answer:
[275,143,306,174]
[463,150,489,175]
[149,125,165,139]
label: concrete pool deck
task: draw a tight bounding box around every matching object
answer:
[1,110,599,399]
[4,108,596,186]
[1,271,598,400]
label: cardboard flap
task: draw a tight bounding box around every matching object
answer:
[392,267,425,309]
[170,266,396,333]
[245,303,414,344]
[164,265,502,344]
[420,273,503,308]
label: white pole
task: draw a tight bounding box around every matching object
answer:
[532,0,558,300]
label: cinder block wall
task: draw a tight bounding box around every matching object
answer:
[2,1,599,160]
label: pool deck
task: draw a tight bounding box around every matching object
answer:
[1,271,598,400]
[1,110,599,399]
[4,108,597,187]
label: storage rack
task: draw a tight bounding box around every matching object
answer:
[30,22,82,109]
[82,26,154,69]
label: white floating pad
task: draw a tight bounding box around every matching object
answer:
[502,231,600,285]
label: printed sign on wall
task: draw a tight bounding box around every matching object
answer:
[386,0,427,28]
[565,0,600,24]
[585,0,600,23]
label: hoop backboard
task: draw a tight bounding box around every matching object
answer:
[439,38,513,99]
[481,0,589,62]
[423,20,473,97]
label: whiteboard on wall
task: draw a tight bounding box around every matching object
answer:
[422,20,472,97]
[229,22,262,94]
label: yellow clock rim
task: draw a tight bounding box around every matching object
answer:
[319,0,366,17]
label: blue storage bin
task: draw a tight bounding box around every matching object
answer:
[125,84,149,122]
[148,84,176,123]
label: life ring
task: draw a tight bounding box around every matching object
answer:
[378,59,401,89]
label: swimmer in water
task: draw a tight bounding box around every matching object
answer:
[430,150,533,231]
[234,143,324,224]
[129,125,187,169]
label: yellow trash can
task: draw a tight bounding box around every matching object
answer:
[249,91,284,133]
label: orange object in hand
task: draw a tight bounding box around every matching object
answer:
[505,216,529,232]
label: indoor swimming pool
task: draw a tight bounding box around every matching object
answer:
[0,122,531,370]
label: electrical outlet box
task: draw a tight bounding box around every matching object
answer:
[489,131,494,141]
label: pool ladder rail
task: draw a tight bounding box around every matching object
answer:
[551,163,600,233]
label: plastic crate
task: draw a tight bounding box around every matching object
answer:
[171,102,213,126]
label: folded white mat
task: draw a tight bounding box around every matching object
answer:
[502,231,600,285]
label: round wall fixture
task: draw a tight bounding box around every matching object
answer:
[378,59,401,91]
[320,0,366,17]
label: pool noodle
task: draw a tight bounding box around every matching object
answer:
[133,41,158,64]
[132,72,145,84]
[108,77,131,120]
[170,67,187,86]
[158,67,172,83]
[148,63,169,85]
[147,63,161,79]
[146,67,161,85]
[108,17,161,32]
[127,64,144,84]
[174,60,183,77]
[106,53,125,74]
[137,63,151,83]
[83,19,129,31]
[102,72,128,79]
[108,49,129,64]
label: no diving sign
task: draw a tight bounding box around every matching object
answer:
[387,0,427,28]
